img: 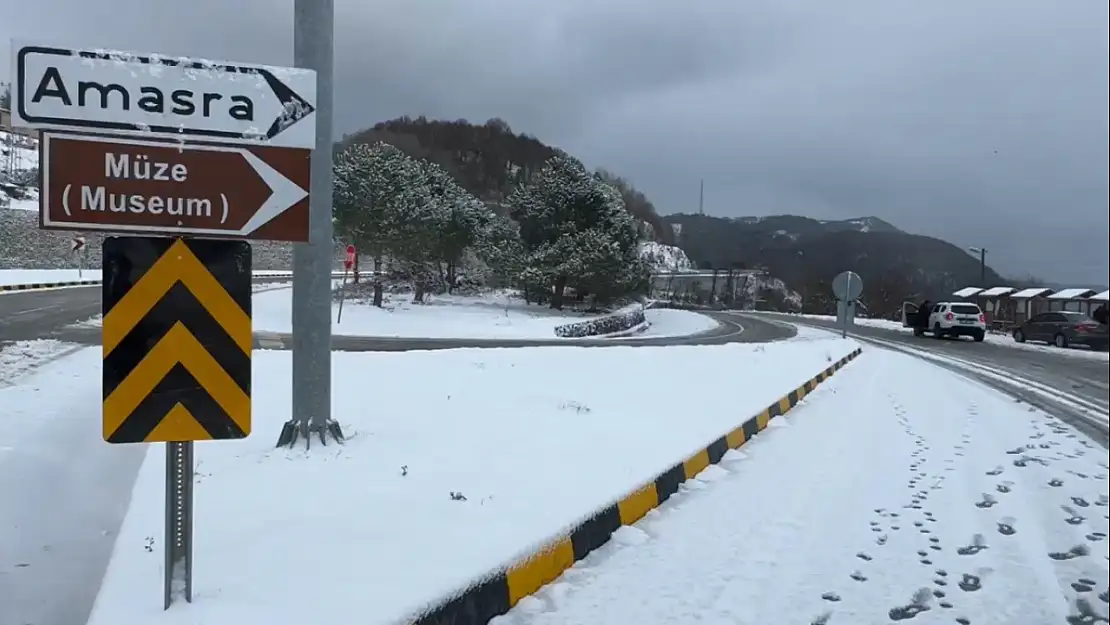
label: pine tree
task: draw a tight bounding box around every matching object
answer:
[508,155,650,308]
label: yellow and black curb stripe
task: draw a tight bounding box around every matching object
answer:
[0,280,101,291]
[413,346,864,625]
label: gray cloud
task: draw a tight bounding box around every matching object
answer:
[3,0,1106,284]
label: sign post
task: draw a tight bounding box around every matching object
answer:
[337,244,355,324]
[831,270,864,338]
[71,234,86,278]
[277,0,345,450]
[12,38,319,610]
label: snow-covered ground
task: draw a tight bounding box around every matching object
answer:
[494,348,1110,625]
[255,287,719,339]
[793,313,1110,362]
[74,329,857,625]
[2,197,37,212]
[0,269,103,286]
[0,339,84,386]
[638,308,719,337]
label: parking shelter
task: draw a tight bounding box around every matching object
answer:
[1046,288,1098,315]
[1008,287,1055,324]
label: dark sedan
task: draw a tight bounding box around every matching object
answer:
[1012,311,1109,350]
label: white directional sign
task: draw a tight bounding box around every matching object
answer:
[11,42,317,148]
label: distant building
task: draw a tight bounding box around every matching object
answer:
[0,108,37,139]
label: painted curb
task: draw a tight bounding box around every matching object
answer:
[411,346,864,625]
[0,279,102,291]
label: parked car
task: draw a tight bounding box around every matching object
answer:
[902,301,986,342]
[1011,311,1109,350]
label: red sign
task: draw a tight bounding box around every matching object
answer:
[344,244,356,270]
[40,132,310,242]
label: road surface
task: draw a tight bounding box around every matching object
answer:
[2,285,797,351]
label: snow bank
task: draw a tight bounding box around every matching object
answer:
[83,337,861,625]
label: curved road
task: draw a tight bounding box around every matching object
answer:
[747,313,1110,443]
[0,284,794,625]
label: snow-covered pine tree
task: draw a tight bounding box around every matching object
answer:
[508,154,650,307]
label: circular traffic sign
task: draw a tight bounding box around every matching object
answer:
[831,271,863,301]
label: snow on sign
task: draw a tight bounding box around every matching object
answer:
[11,42,317,149]
[41,132,310,242]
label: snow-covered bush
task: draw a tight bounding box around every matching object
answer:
[554,303,647,338]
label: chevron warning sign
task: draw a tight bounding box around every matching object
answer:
[102,236,252,444]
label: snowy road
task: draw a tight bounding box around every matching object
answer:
[496,349,1110,625]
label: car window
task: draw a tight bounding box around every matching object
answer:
[951,304,980,315]
[932,305,943,313]
[1046,313,1068,323]
[1028,313,1049,323]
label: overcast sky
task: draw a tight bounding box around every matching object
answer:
[4,0,1107,284]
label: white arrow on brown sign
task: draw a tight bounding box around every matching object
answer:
[40,132,310,242]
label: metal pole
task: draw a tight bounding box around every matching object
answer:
[979,248,986,285]
[279,0,344,448]
[841,273,852,338]
[164,441,193,609]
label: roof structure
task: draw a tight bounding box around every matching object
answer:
[1091,290,1109,302]
[1010,287,1054,299]
[952,287,983,298]
[1047,288,1096,300]
[979,286,1015,297]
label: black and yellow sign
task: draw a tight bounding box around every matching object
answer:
[102,236,252,444]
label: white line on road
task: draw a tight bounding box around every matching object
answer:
[863,335,1109,427]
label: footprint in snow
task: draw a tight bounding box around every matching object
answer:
[957,534,988,555]
[1049,544,1090,561]
[1066,598,1109,625]
[958,573,982,592]
[888,588,932,621]
[976,494,999,509]
[1071,578,1097,593]
[998,518,1016,536]
[986,466,1004,476]
[1072,496,1091,507]
[997,482,1014,494]
[1063,506,1086,526]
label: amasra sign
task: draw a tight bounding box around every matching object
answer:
[12,43,318,149]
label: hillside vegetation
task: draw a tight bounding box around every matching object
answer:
[664,213,1004,316]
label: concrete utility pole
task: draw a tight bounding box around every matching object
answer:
[278,0,345,448]
[969,246,987,286]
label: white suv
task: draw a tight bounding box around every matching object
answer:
[902,301,987,342]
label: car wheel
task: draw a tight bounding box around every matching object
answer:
[1054,333,1068,348]
[973,331,985,342]
[1013,329,1025,343]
